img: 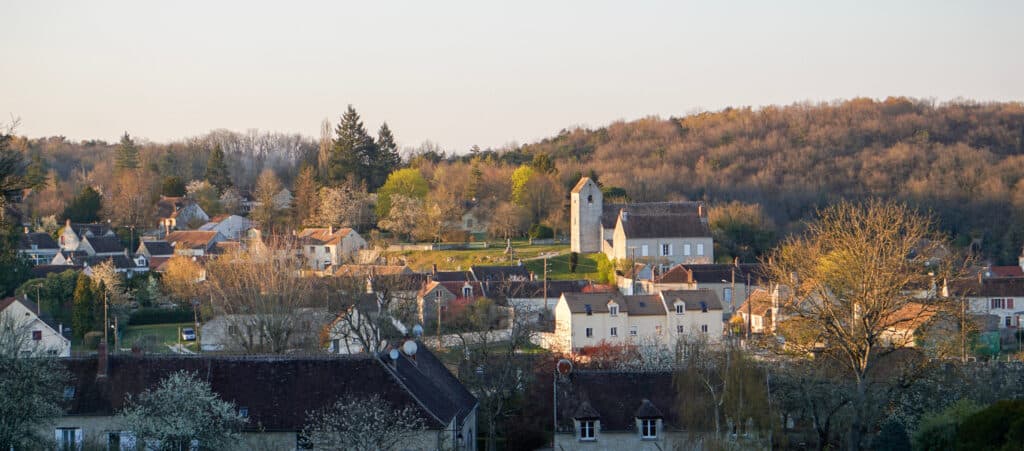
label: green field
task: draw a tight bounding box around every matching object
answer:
[522,252,609,282]
[385,241,611,282]
[119,322,198,353]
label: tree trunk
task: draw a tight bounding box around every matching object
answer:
[849,377,866,451]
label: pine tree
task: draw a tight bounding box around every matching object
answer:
[204,144,233,192]
[373,123,402,191]
[328,106,376,187]
[468,159,483,200]
[0,220,30,297]
[114,132,140,171]
[71,274,96,338]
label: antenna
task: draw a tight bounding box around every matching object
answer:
[389,348,400,361]
[412,324,424,338]
[403,340,418,356]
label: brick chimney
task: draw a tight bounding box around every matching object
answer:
[97,341,109,380]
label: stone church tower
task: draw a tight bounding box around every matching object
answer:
[570,177,602,253]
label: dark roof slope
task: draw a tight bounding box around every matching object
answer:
[431,270,473,282]
[139,240,174,257]
[619,214,710,239]
[18,232,59,250]
[561,292,626,314]
[623,295,666,316]
[555,371,677,432]
[487,280,590,299]
[601,202,703,229]
[471,265,532,282]
[387,341,478,425]
[661,290,723,311]
[84,235,125,254]
[656,263,764,284]
[71,223,113,238]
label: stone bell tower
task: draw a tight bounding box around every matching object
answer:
[570,177,602,253]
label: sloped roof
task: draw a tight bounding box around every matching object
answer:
[431,270,473,282]
[736,289,774,317]
[0,295,62,331]
[297,227,354,246]
[885,302,939,331]
[555,371,677,432]
[17,232,58,250]
[989,266,1024,278]
[471,265,531,282]
[660,290,723,311]
[165,230,220,250]
[61,350,475,431]
[561,292,626,314]
[601,201,703,229]
[619,213,710,239]
[30,265,82,278]
[570,177,594,194]
[139,240,174,257]
[70,222,113,238]
[334,265,414,277]
[623,295,667,316]
[487,280,590,299]
[656,263,764,284]
[954,277,1024,297]
[82,255,142,270]
[84,235,125,254]
[419,281,487,299]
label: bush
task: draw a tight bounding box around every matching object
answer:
[82,331,104,350]
[913,399,982,451]
[442,229,471,243]
[956,399,1024,450]
[528,224,553,240]
[129,308,193,326]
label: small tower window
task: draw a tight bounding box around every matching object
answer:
[587,195,593,204]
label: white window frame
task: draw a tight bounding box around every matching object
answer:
[56,427,82,450]
[684,244,691,256]
[641,419,658,438]
[701,324,708,333]
[609,304,619,316]
[661,244,670,256]
[675,303,684,315]
[629,326,638,336]
[641,245,648,257]
[610,327,618,337]
[697,243,704,256]
[579,420,596,440]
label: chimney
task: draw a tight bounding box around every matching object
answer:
[66,219,71,228]
[328,225,333,235]
[97,341,109,380]
[23,226,29,234]
[432,264,437,275]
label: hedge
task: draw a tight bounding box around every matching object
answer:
[129,308,194,326]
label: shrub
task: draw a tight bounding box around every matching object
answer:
[442,229,471,243]
[82,331,104,350]
[129,308,193,326]
[528,224,553,240]
[956,399,1024,450]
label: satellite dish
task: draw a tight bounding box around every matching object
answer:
[412,324,424,338]
[556,359,573,376]
[403,340,418,356]
[389,349,400,361]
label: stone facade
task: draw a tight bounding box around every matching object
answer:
[571,178,603,253]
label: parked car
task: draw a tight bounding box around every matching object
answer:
[181,327,196,341]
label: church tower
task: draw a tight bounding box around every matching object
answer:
[570,177,602,253]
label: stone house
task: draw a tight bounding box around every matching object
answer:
[55,343,477,450]
[0,295,71,357]
[297,227,368,271]
[198,214,252,241]
[642,263,764,314]
[735,288,779,335]
[417,280,487,325]
[549,290,724,353]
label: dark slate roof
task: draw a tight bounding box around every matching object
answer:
[601,202,703,229]
[82,255,141,270]
[619,213,710,239]
[63,346,475,432]
[471,265,532,282]
[623,295,666,316]
[17,232,59,250]
[555,371,677,432]
[71,222,113,238]
[139,240,174,257]
[561,292,626,314]
[656,263,764,284]
[84,235,125,254]
[486,280,590,299]
[955,277,1024,297]
[430,270,473,282]
[661,290,723,311]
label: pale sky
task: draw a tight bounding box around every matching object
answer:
[3,1,1022,152]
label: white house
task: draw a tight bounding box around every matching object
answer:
[550,290,724,353]
[155,196,210,232]
[17,228,60,265]
[58,220,116,252]
[297,227,367,271]
[961,277,1024,329]
[0,295,71,357]
[198,214,252,241]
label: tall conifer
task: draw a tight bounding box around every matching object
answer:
[114,132,139,171]
[204,144,233,192]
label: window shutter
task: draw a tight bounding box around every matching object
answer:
[668,244,673,256]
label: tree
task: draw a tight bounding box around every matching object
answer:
[62,186,102,223]
[292,165,319,227]
[89,259,128,306]
[301,394,427,450]
[764,200,964,450]
[510,165,534,206]
[0,132,30,219]
[330,275,419,354]
[529,153,557,175]
[378,194,424,242]
[955,400,1024,451]
[373,122,402,191]
[185,179,221,217]
[72,273,98,338]
[218,187,242,216]
[487,202,529,240]
[375,168,428,220]
[204,144,233,192]
[105,171,155,231]
[117,371,246,450]
[0,309,69,449]
[0,220,30,297]
[316,118,332,182]
[16,269,79,326]
[161,176,186,197]
[327,106,377,187]
[251,169,283,231]
[912,399,982,451]
[114,132,140,171]
[160,256,204,303]
[308,183,371,229]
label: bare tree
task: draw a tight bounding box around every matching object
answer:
[379,194,424,242]
[328,273,419,354]
[0,310,69,449]
[301,394,427,451]
[763,200,967,450]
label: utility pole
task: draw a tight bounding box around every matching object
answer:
[103,287,109,346]
[543,256,549,311]
[437,296,442,349]
[746,273,752,341]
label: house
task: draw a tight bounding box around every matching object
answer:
[59,220,115,252]
[297,227,368,270]
[489,279,591,313]
[642,263,764,313]
[0,295,70,357]
[199,308,332,352]
[155,196,210,232]
[324,293,409,354]
[17,227,60,265]
[55,343,477,450]
[550,290,724,353]
[135,240,174,259]
[555,370,682,449]
[80,255,150,278]
[417,280,487,324]
[198,214,252,241]
[735,288,779,335]
[78,234,125,257]
[880,302,939,348]
[164,230,224,257]
[955,277,1024,330]
[570,177,713,268]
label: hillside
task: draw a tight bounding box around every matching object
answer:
[511,98,1024,263]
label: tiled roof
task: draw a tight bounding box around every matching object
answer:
[486,280,590,299]
[556,371,677,432]
[430,270,473,282]
[561,292,626,314]
[17,232,58,250]
[955,277,1024,297]
[471,265,532,282]
[623,295,666,316]
[165,231,219,250]
[297,228,353,246]
[736,289,774,316]
[70,222,113,238]
[82,255,142,270]
[655,263,764,284]
[660,290,723,311]
[619,213,710,239]
[990,266,1024,278]
[84,235,125,254]
[601,202,703,229]
[139,240,174,257]
[30,265,82,278]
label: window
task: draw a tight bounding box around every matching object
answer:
[462,286,473,298]
[587,195,593,204]
[655,325,662,336]
[661,244,670,256]
[585,328,593,338]
[609,305,619,316]
[701,324,709,333]
[684,244,691,256]
[641,245,649,257]
[1007,316,1013,327]
[584,304,593,316]
[630,326,638,336]
[723,288,733,306]
[32,330,42,341]
[700,301,708,313]
[991,298,1014,309]
[677,325,684,334]
[63,386,76,400]
[675,303,684,315]
[641,419,657,438]
[610,327,618,337]
[308,246,315,253]
[579,420,596,440]
[56,427,81,450]
[436,290,442,301]
[697,243,704,255]
[239,407,249,418]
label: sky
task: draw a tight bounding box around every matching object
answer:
[3,1,1023,152]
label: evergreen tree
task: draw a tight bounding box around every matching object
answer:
[328,106,376,188]
[204,144,233,192]
[0,220,30,297]
[373,123,402,191]
[161,176,186,197]
[114,132,140,171]
[292,165,319,226]
[61,186,102,223]
[468,159,483,200]
[71,274,96,338]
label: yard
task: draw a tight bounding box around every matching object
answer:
[119,322,198,353]
[385,241,611,283]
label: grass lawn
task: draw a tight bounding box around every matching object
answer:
[385,241,569,272]
[119,322,198,353]
[522,252,610,282]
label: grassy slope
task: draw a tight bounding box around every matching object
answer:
[385,241,610,282]
[120,322,197,353]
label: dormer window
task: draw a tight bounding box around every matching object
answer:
[584,304,592,316]
[641,419,657,438]
[700,301,708,313]
[675,303,684,315]
[463,286,473,298]
[609,304,619,316]
[579,420,596,440]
